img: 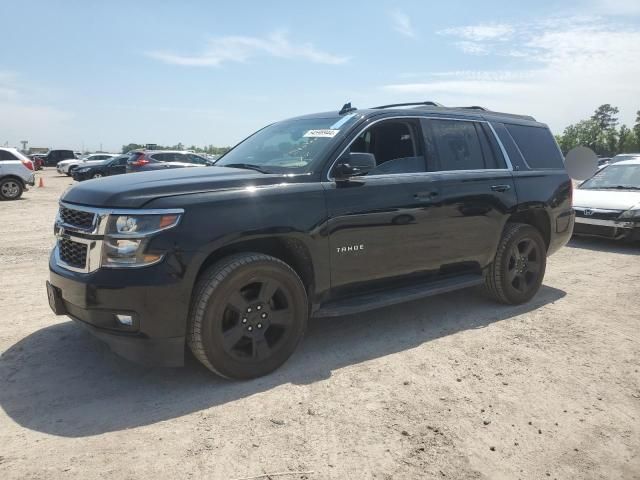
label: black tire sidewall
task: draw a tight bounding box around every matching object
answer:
[498,225,546,304]
[198,258,307,379]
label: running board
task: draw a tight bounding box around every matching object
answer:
[314,274,484,318]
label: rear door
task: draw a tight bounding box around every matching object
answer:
[107,156,128,176]
[422,118,517,269]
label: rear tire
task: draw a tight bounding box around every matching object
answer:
[188,253,308,379]
[0,178,23,200]
[485,223,546,305]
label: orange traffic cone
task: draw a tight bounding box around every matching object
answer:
[38,177,44,188]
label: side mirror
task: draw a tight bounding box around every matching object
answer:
[333,152,376,180]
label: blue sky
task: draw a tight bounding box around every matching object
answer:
[1,0,639,152]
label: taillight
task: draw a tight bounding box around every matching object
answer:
[131,154,150,167]
[21,159,34,171]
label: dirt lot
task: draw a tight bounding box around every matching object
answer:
[1,169,639,479]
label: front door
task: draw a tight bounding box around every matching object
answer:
[324,118,442,295]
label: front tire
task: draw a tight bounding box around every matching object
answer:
[91,172,103,179]
[188,253,308,379]
[485,223,546,305]
[0,178,23,200]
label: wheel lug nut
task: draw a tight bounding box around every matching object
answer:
[261,312,267,319]
[242,318,247,324]
[257,305,262,310]
[247,326,253,332]
[246,307,252,313]
[257,323,262,329]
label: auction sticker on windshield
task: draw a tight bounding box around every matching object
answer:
[304,129,340,138]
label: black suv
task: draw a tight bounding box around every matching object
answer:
[43,149,76,166]
[47,102,574,379]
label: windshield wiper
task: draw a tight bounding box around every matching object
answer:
[599,185,640,190]
[220,163,271,174]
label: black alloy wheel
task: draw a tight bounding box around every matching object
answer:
[188,253,307,379]
[485,223,547,304]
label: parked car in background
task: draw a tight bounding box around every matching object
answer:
[29,154,45,170]
[0,147,36,200]
[610,153,640,164]
[72,154,129,181]
[126,150,213,173]
[57,153,118,175]
[573,158,640,241]
[43,149,76,167]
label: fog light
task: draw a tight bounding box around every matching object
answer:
[115,314,133,326]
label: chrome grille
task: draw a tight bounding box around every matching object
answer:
[58,238,88,269]
[59,207,95,230]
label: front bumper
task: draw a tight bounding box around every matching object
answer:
[72,170,92,181]
[574,216,640,240]
[48,253,193,367]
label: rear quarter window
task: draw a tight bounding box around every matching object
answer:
[505,124,564,169]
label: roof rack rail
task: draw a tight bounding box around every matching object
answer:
[372,101,443,109]
[455,106,488,111]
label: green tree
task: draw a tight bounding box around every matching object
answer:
[121,143,144,153]
[591,104,619,131]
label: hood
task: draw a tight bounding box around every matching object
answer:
[573,188,640,211]
[61,166,293,208]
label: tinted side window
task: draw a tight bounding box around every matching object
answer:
[505,124,564,169]
[348,119,426,175]
[187,154,207,164]
[150,153,170,162]
[0,150,17,160]
[430,120,485,171]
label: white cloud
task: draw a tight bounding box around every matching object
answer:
[147,31,349,67]
[382,17,640,131]
[439,23,514,41]
[391,11,416,38]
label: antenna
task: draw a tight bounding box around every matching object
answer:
[339,102,357,115]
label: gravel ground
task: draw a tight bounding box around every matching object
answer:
[1,169,639,480]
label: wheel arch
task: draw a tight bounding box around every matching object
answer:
[507,207,551,250]
[0,175,26,188]
[194,236,316,301]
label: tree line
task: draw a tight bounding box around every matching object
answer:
[555,104,640,157]
[121,143,231,155]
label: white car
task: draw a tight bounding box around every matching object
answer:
[56,154,118,175]
[0,147,36,200]
[573,158,640,241]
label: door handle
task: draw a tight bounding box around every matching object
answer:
[414,191,439,201]
[490,184,511,192]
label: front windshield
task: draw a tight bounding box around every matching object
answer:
[216,115,359,173]
[580,164,640,189]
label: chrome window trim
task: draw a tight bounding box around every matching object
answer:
[326,115,514,181]
[54,203,184,273]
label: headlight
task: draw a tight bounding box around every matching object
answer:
[619,209,640,219]
[101,211,182,267]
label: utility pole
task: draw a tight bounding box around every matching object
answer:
[20,140,28,152]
